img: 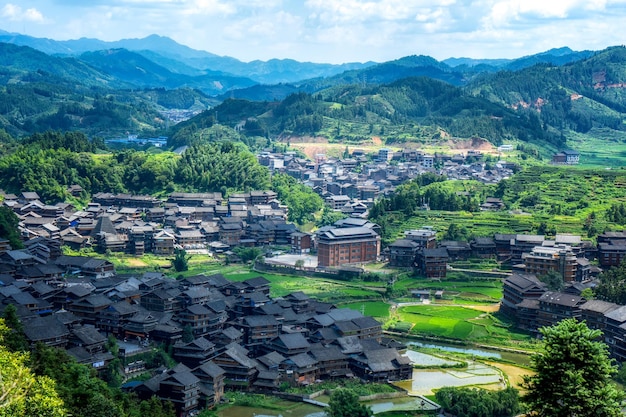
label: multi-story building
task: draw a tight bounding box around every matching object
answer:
[415,248,449,278]
[387,239,420,267]
[404,228,437,249]
[598,241,626,268]
[500,273,547,318]
[316,227,380,267]
[520,245,578,282]
[536,291,585,329]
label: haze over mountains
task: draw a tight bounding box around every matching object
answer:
[1,29,625,157]
[0,30,593,90]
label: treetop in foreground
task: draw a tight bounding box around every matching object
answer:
[328,388,372,417]
[522,318,624,417]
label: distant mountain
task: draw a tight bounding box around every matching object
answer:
[443,47,595,72]
[0,43,219,136]
[174,46,626,154]
[227,55,468,101]
[0,31,375,84]
[0,42,124,88]
[78,48,257,94]
[465,46,626,138]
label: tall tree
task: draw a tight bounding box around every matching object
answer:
[172,249,189,272]
[328,388,372,417]
[0,206,22,249]
[594,258,626,305]
[522,319,623,417]
[539,270,564,292]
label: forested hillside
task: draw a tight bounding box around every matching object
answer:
[2,39,626,163]
[0,130,325,226]
[173,78,559,150]
[467,46,626,134]
[0,131,272,203]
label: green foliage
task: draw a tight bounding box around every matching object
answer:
[328,388,372,417]
[0,133,273,203]
[182,325,194,343]
[606,202,626,225]
[233,247,262,263]
[1,304,28,352]
[316,205,348,227]
[445,223,470,241]
[538,270,564,291]
[594,259,626,305]
[21,130,104,152]
[522,319,624,417]
[175,142,270,193]
[0,320,66,417]
[580,287,594,300]
[29,343,175,417]
[435,386,520,417]
[0,206,23,249]
[271,173,323,224]
[172,249,190,272]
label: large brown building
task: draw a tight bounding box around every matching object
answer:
[520,246,578,282]
[317,227,380,267]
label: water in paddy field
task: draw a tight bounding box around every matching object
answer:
[394,364,505,395]
[406,340,532,366]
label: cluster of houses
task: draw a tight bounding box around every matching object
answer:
[384,229,626,283]
[501,272,626,364]
[259,148,518,217]
[0,237,411,416]
[1,190,302,257]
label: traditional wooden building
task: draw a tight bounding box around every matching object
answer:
[317,227,380,267]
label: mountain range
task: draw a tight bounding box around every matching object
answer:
[0,30,595,91]
[1,29,625,156]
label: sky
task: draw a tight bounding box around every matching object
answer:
[1,0,626,64]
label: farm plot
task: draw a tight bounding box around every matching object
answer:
[223,270,383,302]
[397,305,530,344]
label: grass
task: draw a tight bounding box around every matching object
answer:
[342,301,390,318]
[393,274,503,303]
[396,305,532,345]
[223,270,384,302]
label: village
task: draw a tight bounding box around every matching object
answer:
[0,145,614,417]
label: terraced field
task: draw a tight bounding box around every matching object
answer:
[396,304,531,344]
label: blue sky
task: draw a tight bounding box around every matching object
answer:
[2,0,626,64]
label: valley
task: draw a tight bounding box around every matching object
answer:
[1,30,626,417]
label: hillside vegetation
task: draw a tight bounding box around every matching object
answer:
[369,167,626,244]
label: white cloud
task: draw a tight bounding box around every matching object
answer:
[1,4,45,22]
[304,0,451,23]
[179,0,236,16]
[482,0,619,29]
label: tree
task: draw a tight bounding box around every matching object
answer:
[580,288,594,300]
[0,206,22,249]
[1,304,28,352]
[233,247,261,263]
[522,319,624,417]
[0,320,66,417]
[539,270,564,291]
[182,325,194,343]
[172,249,189,272]
[594,258,626,304]
[328,388,372,417]
[435,386,520,417]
